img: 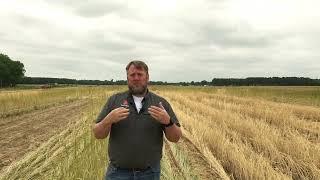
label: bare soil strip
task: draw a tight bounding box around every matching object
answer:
[0,100,89,172]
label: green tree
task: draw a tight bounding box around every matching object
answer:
[0,53,26,87]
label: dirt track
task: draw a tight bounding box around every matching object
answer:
[0,100,88,171]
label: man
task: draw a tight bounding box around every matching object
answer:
[93,60,182,180]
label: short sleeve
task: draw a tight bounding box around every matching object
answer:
[95,95,116,123]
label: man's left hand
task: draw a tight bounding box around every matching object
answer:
[148,102,170,125]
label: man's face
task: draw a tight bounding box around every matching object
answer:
[127,65,149,96]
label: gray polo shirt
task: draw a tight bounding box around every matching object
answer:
[96,90,180,169]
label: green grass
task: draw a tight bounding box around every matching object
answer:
[221,86,320,107]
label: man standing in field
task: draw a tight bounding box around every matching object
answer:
[93,60,182,180]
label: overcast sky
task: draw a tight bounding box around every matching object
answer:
[0,0,319,82]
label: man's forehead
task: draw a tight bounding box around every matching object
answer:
[127,65,146,73]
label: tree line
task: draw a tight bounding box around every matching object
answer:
[1,52,320,87]
[19,77,320,86]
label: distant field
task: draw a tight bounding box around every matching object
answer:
[0,86,319,180]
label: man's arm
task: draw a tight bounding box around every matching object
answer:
[93,116,113,139]
[93,107,129,139]
[164,124,182,142]
[148,102,182,143]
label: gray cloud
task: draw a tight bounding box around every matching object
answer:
[48,0,128,18]
[1,0,319,82]
[75,2,127,18]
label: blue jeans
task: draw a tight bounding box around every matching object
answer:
[105,162,160,180]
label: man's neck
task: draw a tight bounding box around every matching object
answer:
[132,91,146,97]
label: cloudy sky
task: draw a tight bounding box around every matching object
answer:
[0,0,319,82]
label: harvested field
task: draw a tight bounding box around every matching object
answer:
[0,100,89,171]
[1,86,320,180]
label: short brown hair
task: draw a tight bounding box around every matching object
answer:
[126,60,149,74]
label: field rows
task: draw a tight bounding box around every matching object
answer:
[1,86,320,180]
[160,90,320,179]
[0,99,89,173]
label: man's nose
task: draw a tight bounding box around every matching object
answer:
[132,75,140,80]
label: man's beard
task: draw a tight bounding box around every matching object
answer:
[128,84,147,96]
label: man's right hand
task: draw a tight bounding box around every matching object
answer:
[103,107,130,125]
